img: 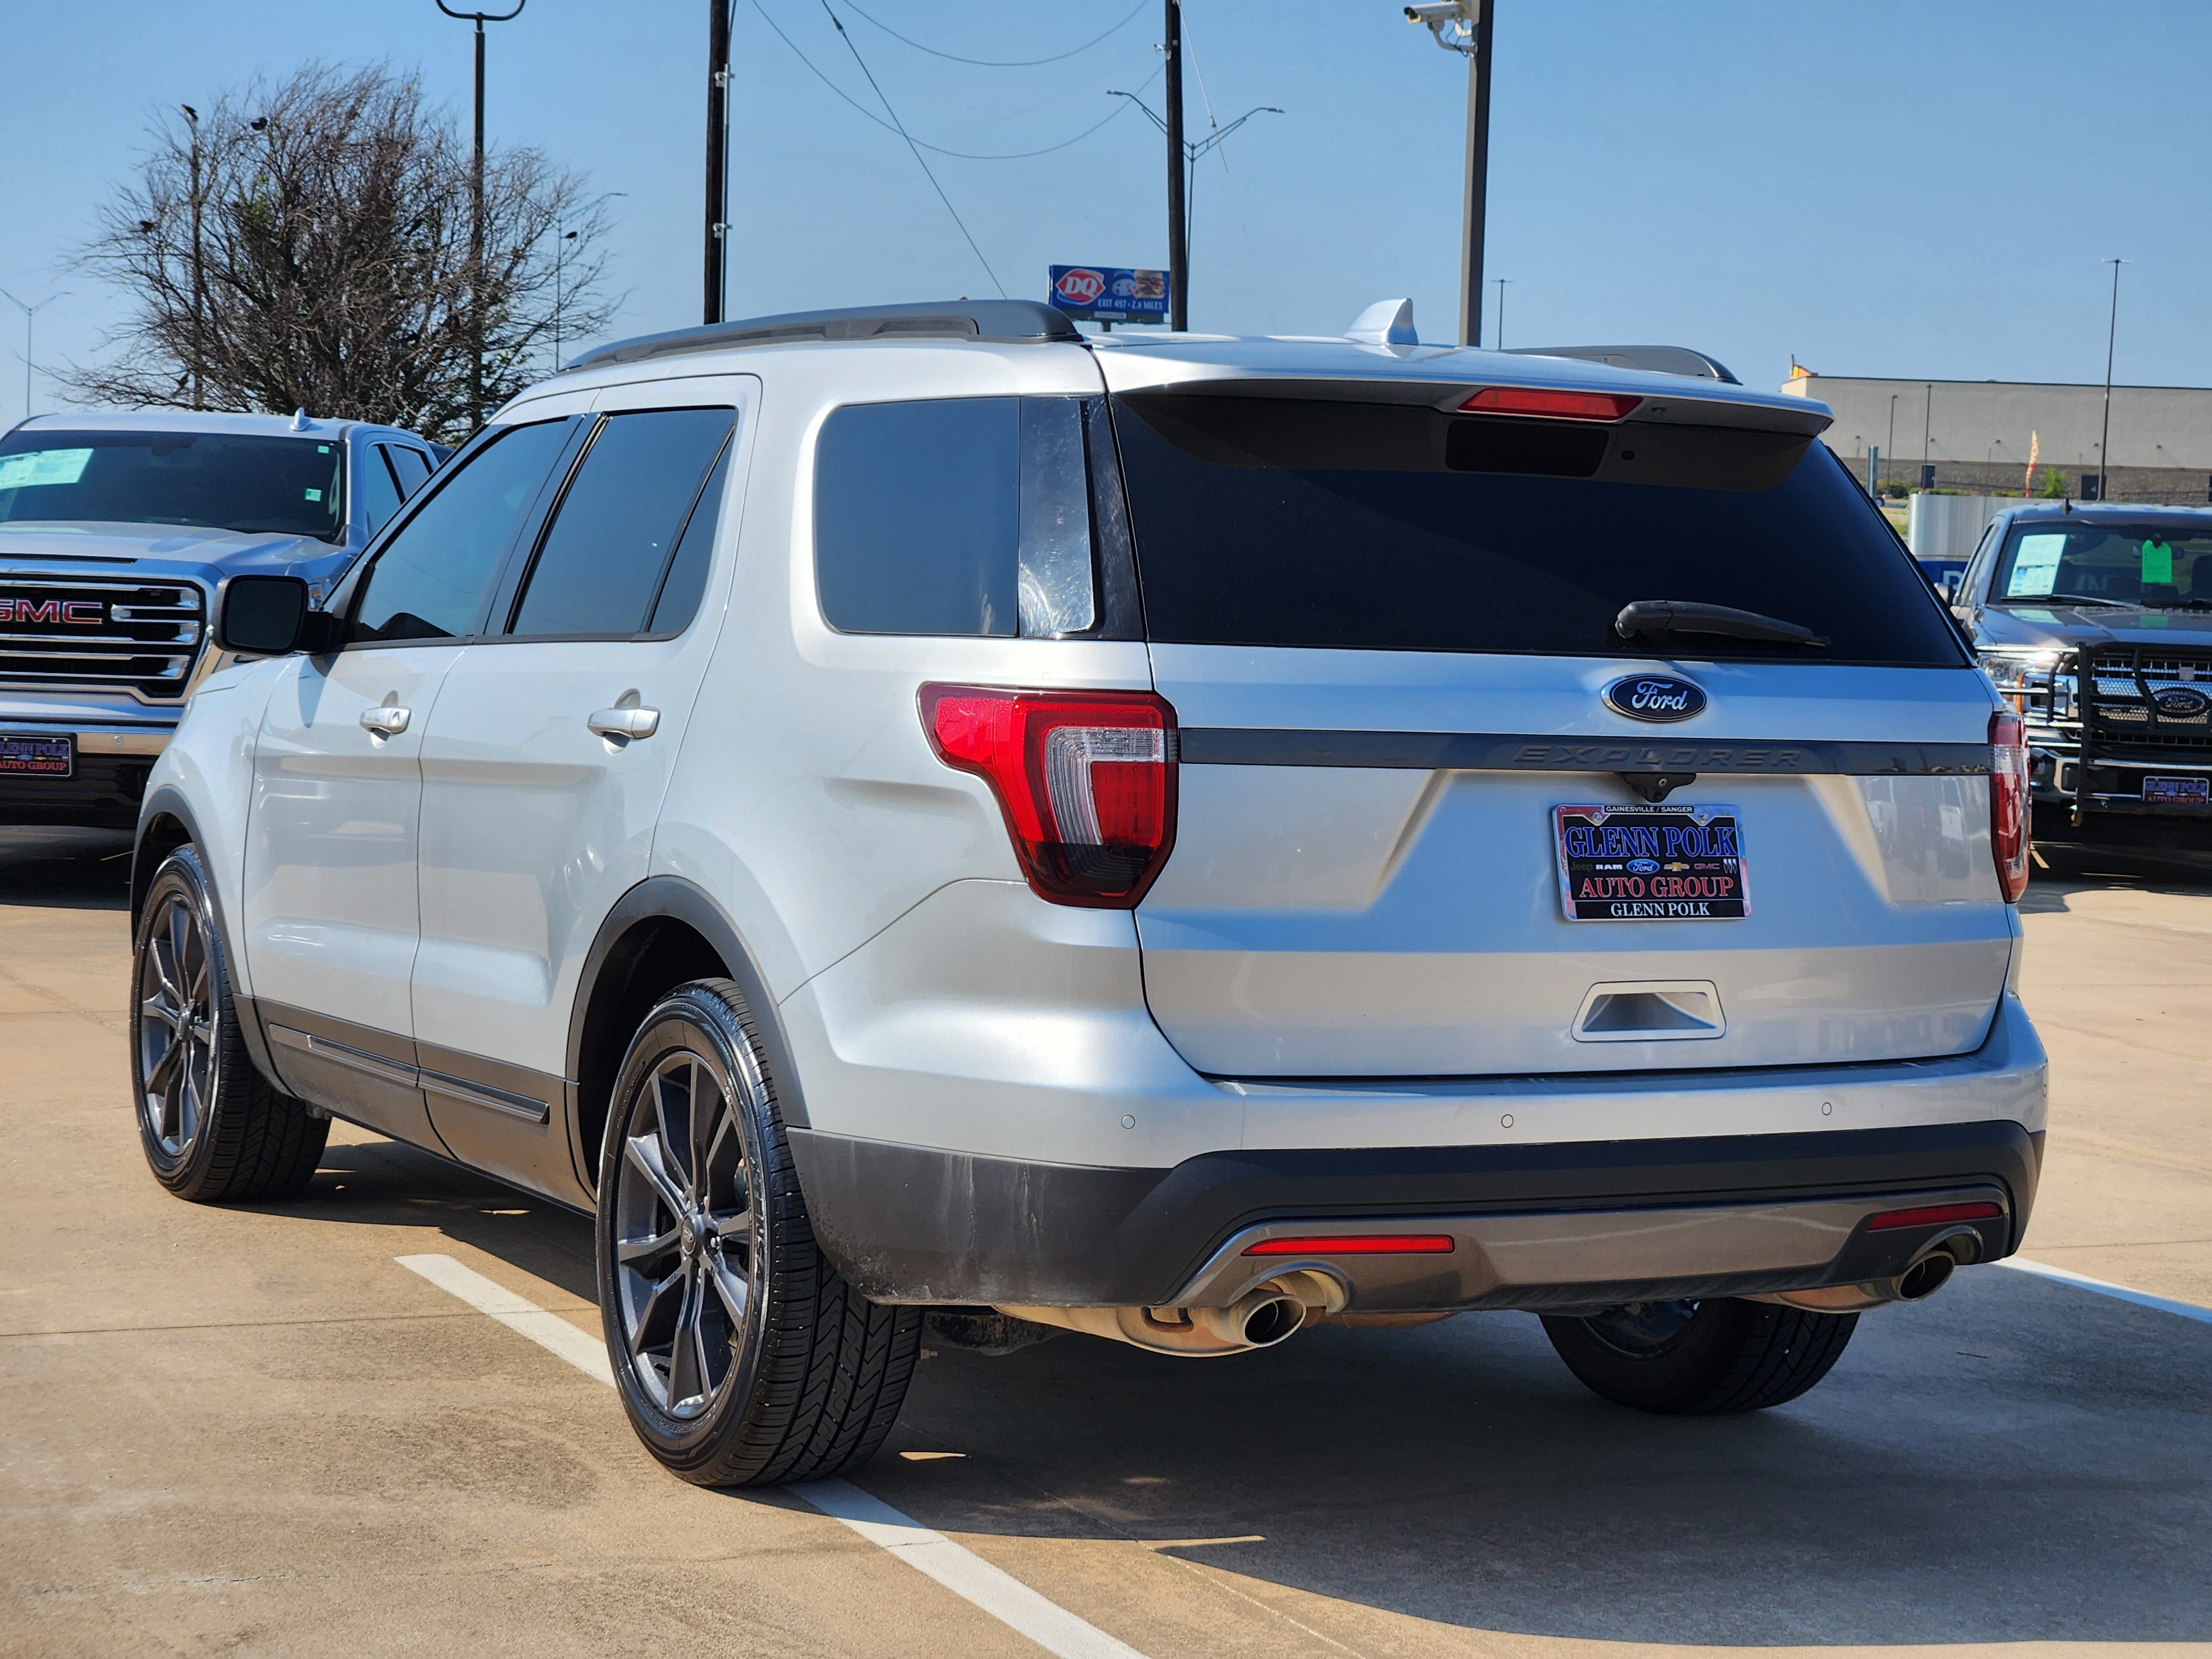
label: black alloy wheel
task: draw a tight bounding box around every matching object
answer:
[1541,1296,1859,1415]
[131,846,328,1202]
[596,979,922,1486]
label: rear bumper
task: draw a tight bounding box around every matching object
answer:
[793,1114,2044,1311]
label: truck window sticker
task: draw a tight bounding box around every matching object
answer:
[2008,532,2065,597]
[0,448,95,490]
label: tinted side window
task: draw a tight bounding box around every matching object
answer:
[388,446,432,494]
[507,409,735,639]
[360,446,403,536]
[353,420,570,643]
[814,397,1102,638]
[648,438,733,635]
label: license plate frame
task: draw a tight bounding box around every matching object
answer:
[2141,775,2211,807]
[1554,803,1749,921]
[0,732,74,778]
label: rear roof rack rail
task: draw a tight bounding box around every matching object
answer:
[568,299,1083,371]
[1506,344,1740,385]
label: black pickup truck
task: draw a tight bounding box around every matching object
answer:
[1949,502,2212,864]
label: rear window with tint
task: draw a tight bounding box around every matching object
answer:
[1110,395,1964,666]
[813,396,1103,638]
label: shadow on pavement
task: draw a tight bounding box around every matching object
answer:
[0,826,133,910]
[861,1271,2212,1646]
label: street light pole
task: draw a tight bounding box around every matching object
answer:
[1164,1,1187,331]
[705,0,731,324]
[1493,276,1510,348]
[0,288,69,419]
[1885,392,1897,494]
[2099,257,2128,503]
[1406,2,1493,348]
[438,1,526,431]
[182,103,204,409]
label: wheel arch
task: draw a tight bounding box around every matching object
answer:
[567,877,811,1197]
[132,784,285,1093]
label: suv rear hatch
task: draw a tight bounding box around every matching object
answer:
[1103,361,2008,1078]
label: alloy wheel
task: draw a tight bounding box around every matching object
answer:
[611,1048,755,1418]
[138,891,216,1161]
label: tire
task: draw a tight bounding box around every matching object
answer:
[1540,1297,1858,1415]
[131,846,328,1203]
[595,979,924,1487]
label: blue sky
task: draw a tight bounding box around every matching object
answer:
[2,0,2205,427]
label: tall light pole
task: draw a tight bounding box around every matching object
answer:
[1164,1,1187,330]
[2098,257,2128,503]
[0,288,69,419]
[181,103,204,409]
[438,1,526,430]
[1493,276,1510,348]
[705,0,731,323]
[1885,392,1898,494]
[1107,89,1277,334]
[1407,2,1493,347]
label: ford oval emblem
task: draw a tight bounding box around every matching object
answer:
[2153,685,2211,719]
[1603,673,1708,723]
[1625,858,1660,874]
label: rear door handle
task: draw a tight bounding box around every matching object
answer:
[588,706,660,740]
[359,705,410,735]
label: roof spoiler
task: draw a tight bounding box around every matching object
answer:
[1506,344,1740,385]
[568,299,1082,371]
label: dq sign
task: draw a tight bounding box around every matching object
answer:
[1048,265,1170,324]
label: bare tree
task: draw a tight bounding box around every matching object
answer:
[66,62,618,444]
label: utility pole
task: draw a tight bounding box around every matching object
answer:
[0,288,68,419]
[439,1,526,431]
[705,0,731,324]
[1164,1,1187,330]
[2099,257,2128,503]
[1406,3,1493,347]
[182,104,204,409]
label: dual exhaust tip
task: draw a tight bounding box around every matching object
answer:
[1757,1225,1980,1314]
[999,1270,1337,1358]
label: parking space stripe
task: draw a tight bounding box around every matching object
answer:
[395,1254,614,1383]
[789,1478,1145,1659]
[1997,1257,2212,1325]
[394,1253,1148,1659]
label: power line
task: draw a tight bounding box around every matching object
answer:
[810,0,1005,295]
[753,1,1152,159]
[842,0,1145,67]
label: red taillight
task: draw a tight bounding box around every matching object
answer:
[1866,1201,2004,1232]
[1989,709,2031,904]
[920,684,1177,908]
[1241,1235,1457,1256]
[1458,387,1642,421]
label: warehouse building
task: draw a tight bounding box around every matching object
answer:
[1781,372,2212,504]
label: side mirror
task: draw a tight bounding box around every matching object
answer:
[1940,576,1959,603]
[213,575,341,654]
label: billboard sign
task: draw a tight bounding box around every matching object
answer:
[1048,265,1170,324]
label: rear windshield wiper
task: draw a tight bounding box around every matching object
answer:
[1615,599,1828,649]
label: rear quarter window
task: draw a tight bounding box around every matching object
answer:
[812,396,1115,639]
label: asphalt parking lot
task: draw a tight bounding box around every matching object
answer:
[3,826,2209,1658]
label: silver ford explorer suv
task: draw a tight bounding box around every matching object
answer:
[0,410,440,826]
[128,299,2046,1488]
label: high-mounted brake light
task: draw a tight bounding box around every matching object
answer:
[1866,1201,2004,1232]
[1458,387,1642,421]
[1989,709,2031,903]
[1241,1235,1457,1256]
[920,684,1177,908]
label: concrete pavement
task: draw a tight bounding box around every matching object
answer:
[3,827,2208,1657]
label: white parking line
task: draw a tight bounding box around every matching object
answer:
[395,1253,614,1382]
[1997,1257,2212,1326]
[394,1253,1146,1659]
[790,1478,1144,1659]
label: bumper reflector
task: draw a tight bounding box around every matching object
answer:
[1865,1201,2004,1232]
[1242,1234,1456,1256]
